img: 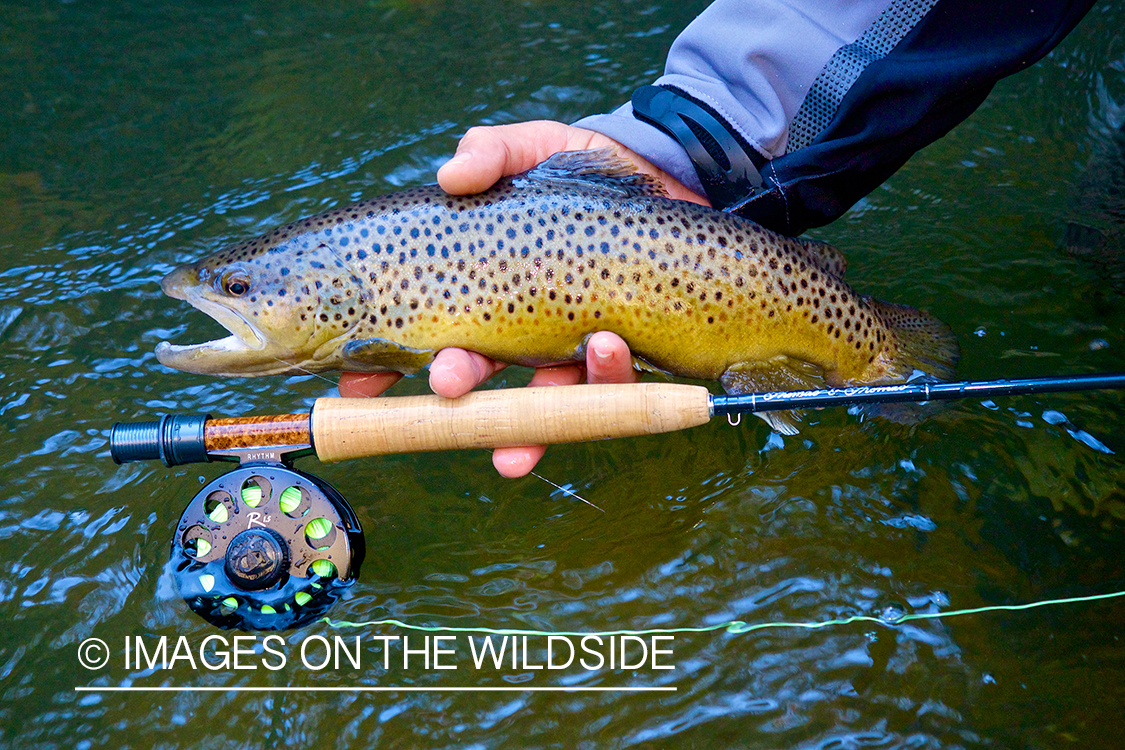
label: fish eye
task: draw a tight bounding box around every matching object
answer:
[220,271,251,297]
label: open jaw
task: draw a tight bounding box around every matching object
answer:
[154,290,284,376]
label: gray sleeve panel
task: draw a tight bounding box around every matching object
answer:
[787,0,941,151]
[574,103,706,196]
[573,0,895,197]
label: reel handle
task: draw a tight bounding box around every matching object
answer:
[311,383,713,462]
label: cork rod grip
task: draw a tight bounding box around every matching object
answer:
[311,383,713,462]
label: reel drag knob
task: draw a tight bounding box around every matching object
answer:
[224,528,290,591]
[171,463,365,630]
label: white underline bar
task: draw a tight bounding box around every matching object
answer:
[76,686,676,693]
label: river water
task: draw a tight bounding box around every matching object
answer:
[2,2,1124,748]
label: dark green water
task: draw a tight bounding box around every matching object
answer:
[2,2,1124,747]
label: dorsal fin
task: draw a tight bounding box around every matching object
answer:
[517,148,669,198]
[798,237,847,279]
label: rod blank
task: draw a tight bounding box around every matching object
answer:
[712,372,1125,414]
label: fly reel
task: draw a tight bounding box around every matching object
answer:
[173,462,364,630]
[111,415,364,631]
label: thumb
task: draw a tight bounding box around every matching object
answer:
[436,121,587,195]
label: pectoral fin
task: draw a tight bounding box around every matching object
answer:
[339,338,436,374]
[720,357,827,435]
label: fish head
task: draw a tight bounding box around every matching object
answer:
[155,239,368,376]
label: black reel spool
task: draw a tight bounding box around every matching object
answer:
[172,462,364,630]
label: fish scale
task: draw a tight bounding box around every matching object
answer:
[157,150,958,434]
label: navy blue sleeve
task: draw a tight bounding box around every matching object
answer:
[577,0,1097,237]
[742,0,1097,235]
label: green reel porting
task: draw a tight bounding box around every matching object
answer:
[173,462,364,630]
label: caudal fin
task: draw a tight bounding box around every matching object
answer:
[869,299,960,382]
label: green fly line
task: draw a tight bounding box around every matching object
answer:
[322,589,1125,638]
[279,486,303,514]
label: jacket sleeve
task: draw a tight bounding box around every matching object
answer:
[574,0,1096,236]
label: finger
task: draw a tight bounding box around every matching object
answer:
[437,121,576,195]
[492,445,548,479]
[527,363,585,388]
[428,347,507,399]
[585,331,639,385]
[437,121,710,207]
[338,371,402,398]
[489,363,585,478]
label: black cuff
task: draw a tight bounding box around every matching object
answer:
[631,85,767,210]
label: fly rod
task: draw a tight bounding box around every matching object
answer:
[110,372,1125,467]
[108,371,1124,632]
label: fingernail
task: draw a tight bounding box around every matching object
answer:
[594,347,613,362]
[444,151,472,168]
[493,450,530,478]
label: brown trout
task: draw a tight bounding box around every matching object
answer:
[157,150,958,433]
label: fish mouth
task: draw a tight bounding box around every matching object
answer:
[155,280,274,375]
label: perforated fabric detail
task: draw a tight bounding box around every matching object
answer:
[787,0,940,152]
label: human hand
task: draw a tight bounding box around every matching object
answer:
[340,121,701,477]
[436,120,709,204]
[337,331,638,478]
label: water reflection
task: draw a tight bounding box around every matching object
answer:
[2,0,1125,748]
